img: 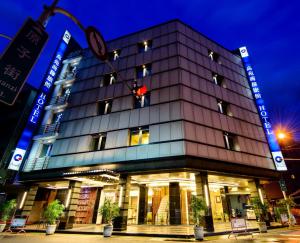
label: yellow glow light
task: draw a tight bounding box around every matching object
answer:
[277,132,286,140]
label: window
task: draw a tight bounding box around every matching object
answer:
[136,64,152,79]
[64,64,77,79]
[52,112,63,123]
[138,40,152,53]
[97,99,112,115]
[101,73,117,87]
[39,144,53,158]
[108,49,121,61]
[223,132,238,150]
[208,50,219,62]
[91,133,107,151]
[129,126,149,146]
[134,92,150,108]
[212,73,225,87]
[217,99,231,116]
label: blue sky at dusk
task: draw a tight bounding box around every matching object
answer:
[0,0,299,139]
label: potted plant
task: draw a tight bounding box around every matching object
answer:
[99,198,120,237]
[251,197,269,233]
[43,200,65,235]
[0,199,16,232]
[190,195,207,241]
[276,196,296,227]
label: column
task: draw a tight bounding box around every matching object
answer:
[113,174,131,231]
[21,185,38,221]
[58,181,81,229]
[169,182,181,225]
[195,172,214,232]
[96,187,106,224]
[248,180,259,198]
[138,184,148,224]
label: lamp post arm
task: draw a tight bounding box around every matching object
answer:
[0,34,12,41]
[38,0,60,27]
[52,7,85,31]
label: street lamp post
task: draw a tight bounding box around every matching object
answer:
[275,129,295,228]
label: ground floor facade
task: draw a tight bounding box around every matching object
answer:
[17,166,278,232]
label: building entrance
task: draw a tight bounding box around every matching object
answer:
[208,175,257,224]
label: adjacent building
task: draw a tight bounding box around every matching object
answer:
[17,20,285,231]
[0,83,37,197]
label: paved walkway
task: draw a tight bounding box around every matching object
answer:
[26,221,265,236]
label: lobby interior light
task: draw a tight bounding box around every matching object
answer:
[118,186,124,207]
[258,188,264,204]
[148,187,154,196]
[65,188,72,208]
[19,191,28,209]
[204,184,210,207]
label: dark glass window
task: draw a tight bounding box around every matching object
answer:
[39,144,53,157]
[108,49,121,61]
[101,73,117,87]
[91,133,107,151]
[64,63,77,79]
[217,100,230,116]
[136,64,152,79]
[223,132,237,150]
[208,50,219,62]
[52,112,63,123]
[138,40,152,53]
[134,92,150,109]
[212,73,225,87]
[97,99,112,115]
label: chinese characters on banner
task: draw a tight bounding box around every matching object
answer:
[239,47,287,171]
[0,18,48,105]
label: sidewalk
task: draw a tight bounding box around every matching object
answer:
[24,222,284,238]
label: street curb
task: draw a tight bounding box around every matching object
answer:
[23,225,289,238]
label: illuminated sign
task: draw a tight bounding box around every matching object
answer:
[239,46,287,171]
[8,30,71,171]
[8,148,26,170]
[0,18,48,105]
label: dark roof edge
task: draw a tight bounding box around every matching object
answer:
[81,19,242,58]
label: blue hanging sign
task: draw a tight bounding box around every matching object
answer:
[239,46,287,171]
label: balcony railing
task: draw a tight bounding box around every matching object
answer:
[62,72,76,81]
[38,123,60,136]
[48,95,69,106]
[24,156,50,171]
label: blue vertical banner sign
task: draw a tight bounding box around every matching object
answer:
[239,46,287,171]
[8,30,71,171]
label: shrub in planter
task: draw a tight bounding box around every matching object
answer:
[251,197,269,233]
[0,199,16,232]
[98,198,120,237]
[276,196,296,226]
[43,200,65,235]
[191,196,207,241]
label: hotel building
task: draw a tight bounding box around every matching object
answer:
[17,20,283,231]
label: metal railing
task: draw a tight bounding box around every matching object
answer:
[24,156,50,171]
[48,95,69,106]
[38,123,60,135]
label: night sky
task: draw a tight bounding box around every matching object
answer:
[1,0,299,139]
